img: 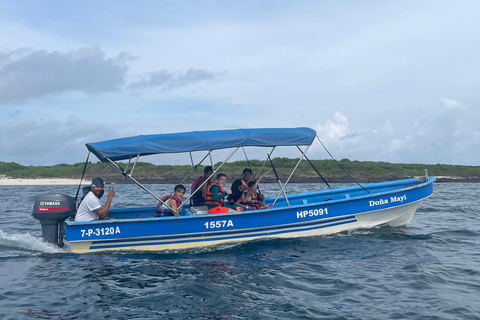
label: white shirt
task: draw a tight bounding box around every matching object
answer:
[75,191,102,221]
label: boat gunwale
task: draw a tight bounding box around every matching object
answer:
[65,177,436,226]
[66,196,430,245]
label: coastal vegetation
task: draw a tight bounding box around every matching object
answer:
[1,159,479,183]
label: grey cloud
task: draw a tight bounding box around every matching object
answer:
[127,67,226,90]
[0,46,129,105]
[0,116,124,165]
[0,46,227,104]
[127,70,173,90]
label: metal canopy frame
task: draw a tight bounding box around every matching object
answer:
[103,145,315,212]
[271,145,310,206]
[177,152,211,187]
[82,131,329,214]
[180,147,240,208]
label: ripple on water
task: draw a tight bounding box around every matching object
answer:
[0,183,480,319]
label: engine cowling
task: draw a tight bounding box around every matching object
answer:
[32,193,77,246]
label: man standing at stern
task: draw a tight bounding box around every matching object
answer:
[74,177,115,221]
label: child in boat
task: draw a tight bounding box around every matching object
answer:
[229,169,271,209]
[239,169,271,209]
[155,184,186,217]
[206,174,243,214]
[242,180,271,210]
[227,183,246,209]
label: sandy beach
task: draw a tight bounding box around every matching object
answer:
[0,175,471,185]
[0,178,85,186]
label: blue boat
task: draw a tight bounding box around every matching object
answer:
[32,128,435,253]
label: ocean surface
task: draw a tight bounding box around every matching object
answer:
[0,182,479,320]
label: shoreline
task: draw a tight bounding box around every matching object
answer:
[0,178,84,186]
[0,176,478,186]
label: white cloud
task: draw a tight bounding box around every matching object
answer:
[441,98,460,109]
[309,99,480,165]
[315,112,351,142]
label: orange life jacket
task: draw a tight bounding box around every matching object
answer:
[205,184,225,207]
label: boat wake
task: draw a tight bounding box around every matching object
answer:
[333,226,432,241]
[0,229,66,255]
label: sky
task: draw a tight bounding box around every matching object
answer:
[1,0,480,167]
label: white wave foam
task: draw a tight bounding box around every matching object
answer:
[0,229,66,254]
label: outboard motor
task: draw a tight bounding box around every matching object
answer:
[32,193,77,247]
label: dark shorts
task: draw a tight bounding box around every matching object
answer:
[155,209,176,217]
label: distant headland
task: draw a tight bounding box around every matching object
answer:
[1,159,479,185]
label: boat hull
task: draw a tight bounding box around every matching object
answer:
[65,177,435,253]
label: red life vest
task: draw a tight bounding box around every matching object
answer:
[191,176,207,191]
[243,193,260,210]
[205,184,225,207]
[158,195,181,208]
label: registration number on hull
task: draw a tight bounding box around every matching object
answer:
[80,226,121,237]
[204,220,234,229]
[296,207,329,219]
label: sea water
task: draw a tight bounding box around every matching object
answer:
[0,182,479,319]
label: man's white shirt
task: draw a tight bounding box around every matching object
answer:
[75,191,101,221]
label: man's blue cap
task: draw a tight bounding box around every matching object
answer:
[91,177,104,186]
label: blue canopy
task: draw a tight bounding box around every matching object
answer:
[86,127,316,162]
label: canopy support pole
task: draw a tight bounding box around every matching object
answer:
[296,146,330,188]
[272,145,310,206]
[316,135,370,194]
[268,153,289,206]
[124,155,132,178]
[106,158,176,213]
[209,152,214,168]
[242,146,263,194]
[130,154,140,176]
[255,147,275,181]
[181,147,240,208]
[74,152,90,202]
[189,152,194,168]
[177,152,210,187]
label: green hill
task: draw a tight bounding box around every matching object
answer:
[1,159,479,183]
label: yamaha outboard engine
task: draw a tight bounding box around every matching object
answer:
[32,193,77,247]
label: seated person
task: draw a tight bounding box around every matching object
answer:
[228,168,265,204]
[156,184,186,217]
[240,170,271,210]
[206,174,243,214]
[75,177,115,221]
[224,183,247,211]
[191,166,214,206]
[242,181,271,210]
[228,168,251,204]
